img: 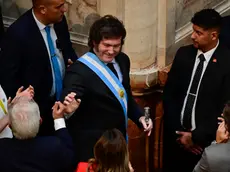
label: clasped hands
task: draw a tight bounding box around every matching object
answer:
[52,92,81,119]
[176,131,203,155]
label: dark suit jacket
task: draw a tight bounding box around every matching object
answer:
[0,128,75,172]
[163,43,230,148]
[219,16,230,50]
[61,52,143,163]
[0,6,4,41]
[0,9,77,134]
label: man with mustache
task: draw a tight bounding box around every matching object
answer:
[163,9,230,172]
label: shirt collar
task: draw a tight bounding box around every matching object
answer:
[197,40,219,62]
[32,9,54,31]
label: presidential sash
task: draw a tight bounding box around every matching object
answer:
[78,52,128,140]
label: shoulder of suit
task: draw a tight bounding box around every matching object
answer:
[36,135,62,147]
[205,142,230,155]
[6,9,32,36]
[67,60,93,75]
[116,52,130,63]
[177,44,195,52]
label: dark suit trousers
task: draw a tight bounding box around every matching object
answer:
[163,131,202,172]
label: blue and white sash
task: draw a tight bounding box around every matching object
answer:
[78,52,128,140]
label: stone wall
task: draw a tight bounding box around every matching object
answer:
[166,0,229,66]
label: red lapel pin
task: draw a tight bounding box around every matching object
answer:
[213,58,217,63]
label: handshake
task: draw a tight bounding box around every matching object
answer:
[52,92,81,120]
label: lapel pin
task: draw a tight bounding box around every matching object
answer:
[213,58,217,63]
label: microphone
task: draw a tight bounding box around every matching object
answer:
[56,39,62,51]
[144,107,150,126]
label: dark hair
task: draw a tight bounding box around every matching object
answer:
[88,15,126,49]
[88,129,130,172]
[191,9,222,31]
[223,102,230,133]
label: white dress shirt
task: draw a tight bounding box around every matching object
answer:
[107,59,123,82]
[32,10,65,97]
[54,118,66,130]
[181,41,219,130]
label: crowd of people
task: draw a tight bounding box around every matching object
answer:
[0,0,152,172]
[0,0,230,172]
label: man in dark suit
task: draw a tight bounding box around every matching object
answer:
[219,15,230,49]
[0,0,77,135]
[61,15,153,165]
[0,95,80,172]
[0,5,4,41]
[163,9,230,172]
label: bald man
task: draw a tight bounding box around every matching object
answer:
[0,0,78,135]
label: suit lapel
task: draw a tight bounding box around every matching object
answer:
[27,10,53,85]
[28,9,50,63]
[183,46,198,90]
[197,44,221,100]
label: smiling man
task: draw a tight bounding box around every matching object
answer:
[0,0,77,136]
[61,15,153,165]
[163,9,230,172]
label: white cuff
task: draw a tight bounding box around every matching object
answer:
[54,118,66,131]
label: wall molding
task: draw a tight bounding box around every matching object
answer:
[175,0,230,43]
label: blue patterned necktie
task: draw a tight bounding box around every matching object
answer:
[45,26,62,100]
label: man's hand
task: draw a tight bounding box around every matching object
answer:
[176,131,193,148]
[216,117,229,143]
[67,59,74,67]
[0,115,10,133]
[52,101,66,119]
[176,131,203,155]
[8,85,34,105]
[129,161,134,172]
[63,92,81,114]
[139,116,153,136]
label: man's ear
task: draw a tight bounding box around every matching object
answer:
[40,118,43,124]
[211,31,218,41]
[39,5,47,15]
[93,41,96,47]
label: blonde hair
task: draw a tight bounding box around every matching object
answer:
[87,129,130,172]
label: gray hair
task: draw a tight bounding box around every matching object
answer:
[8,97,40,140]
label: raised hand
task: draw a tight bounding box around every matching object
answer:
[8,85,34,105]
[52,101,66,119]
[63,92,81,114]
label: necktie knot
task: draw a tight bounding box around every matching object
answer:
[107,63,118,79]
[107,62,114,68]
[198,54,205,62]
[45,26,51,34]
